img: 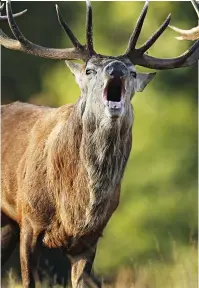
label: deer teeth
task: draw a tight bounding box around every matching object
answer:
[108,101,122,110]
[104,78,110,89]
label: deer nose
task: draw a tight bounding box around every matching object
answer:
[105,61,128,78]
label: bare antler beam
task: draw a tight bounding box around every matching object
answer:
[125,0,199,69]
[132,42,199,69]
[1,0,199,69]
[0,0,94,61]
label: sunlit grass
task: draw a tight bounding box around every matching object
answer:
[2,243,197,288]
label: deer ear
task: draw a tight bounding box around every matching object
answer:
[65,61,83,76]
[65,61,84,87]
[136,72,156,92]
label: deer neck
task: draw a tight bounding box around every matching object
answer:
[48,102,133,235]
[49,102,133,196]
[80,103,133,198]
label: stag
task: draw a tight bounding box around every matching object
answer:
[169,0,199,40]
[1,0,199,287]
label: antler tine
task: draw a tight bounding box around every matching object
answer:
[55,4,84,50]
[191,0,199,17]
[0,0,90,61]
[169,25,199,41]
[86,0,94,55]
[6,0,34,47]
[0,1,27,20]
[169,0,199,41]
[0,9,27,20]
[124,0,199,69]
[138,14,171,54]
[126,0,149,54]
[0,3,4,11]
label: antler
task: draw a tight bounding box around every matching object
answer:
[169,0,199,41]
[169,25,199,41]
[1,0,199,69]
[192,0,199,17]
[124,0,199,69]
[0,2,27,20]
[0,0,95,61]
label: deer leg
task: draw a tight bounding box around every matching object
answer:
[1,221,20,266]
[70,246,100,288]
[20,220,41,288]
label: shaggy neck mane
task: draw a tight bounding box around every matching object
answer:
[46,103,132,235]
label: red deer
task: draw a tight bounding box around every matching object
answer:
[1,0,199,287]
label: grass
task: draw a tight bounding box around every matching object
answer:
[2,243,198,288]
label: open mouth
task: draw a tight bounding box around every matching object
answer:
[104,77,125,113]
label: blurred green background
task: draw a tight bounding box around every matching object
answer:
[1,1,198,287]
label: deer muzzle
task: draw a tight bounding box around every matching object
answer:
[103,61,127,118]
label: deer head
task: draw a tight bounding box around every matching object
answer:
[66,57,156,120]
[169,0,199,41]
[1,0,199,120]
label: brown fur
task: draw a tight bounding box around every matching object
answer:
[2,99,132,287]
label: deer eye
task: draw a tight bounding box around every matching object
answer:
[130,71,137,78]
[85,69,96,75]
